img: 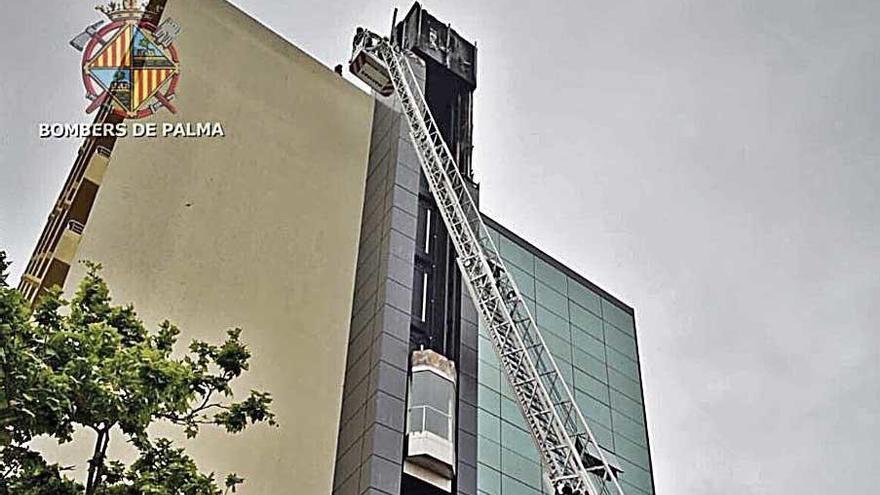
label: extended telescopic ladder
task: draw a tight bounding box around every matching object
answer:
[350,30,627,495]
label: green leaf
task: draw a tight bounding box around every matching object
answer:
[0,251,277,494]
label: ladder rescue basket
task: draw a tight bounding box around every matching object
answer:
[349,46,394,96]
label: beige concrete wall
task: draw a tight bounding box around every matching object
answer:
[54,1,373,493]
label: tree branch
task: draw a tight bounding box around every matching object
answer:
[85,427,106,495]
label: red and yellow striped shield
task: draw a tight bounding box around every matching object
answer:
[89,25,133,68]
[131,68,174,110]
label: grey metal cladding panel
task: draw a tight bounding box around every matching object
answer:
[359,455,402,495]
[387,229,416,264]
[372,331,409,373]
[359,202,390,250]
[336,99,413,495]
[355,234,381,273]
[379,303,411,344]
[351,276,379,318]
[395,164,420,196]
[385,252,415,289]
[369,106,398,155]
[389,207,417,244]
[388,208,417,242]
[354,254,379,290]
[352,281,379,318]
[361,181,388,229]
[458,343,477,378]
[356,221,383,267]
[368,360,408,402]
[349,303,374,342]
[367,123,395,164]
[370,121,400,164]
[390,185,419,218]
[460,318,478,351]
[359,198,381,239]
[372,390,406,433]
[458,401,477,435]
[341,374,370,424]
[458,430,477,469]
[395,136,422,174]
[336,470,360,495]
[345,348,371,388]
[362,423,405,464]
[459,368,477,406]
[372,96,399,132]
[461,295,479,324]
[365,153,393,196]
[338,405,367,459]
[457,459,477,495]
[360,488,397,495]
[334,437,363,490]
[382,278,412,315]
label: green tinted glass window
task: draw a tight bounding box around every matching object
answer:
[536,281,568,318]
[536,305,569,341]
[621,480,652,495]
[567,280,601,316]
[614,433,651,469]
[501,420,538,458]
[479,384,501,416]
[555,359,574,388]
[502,475,543,495]
[617,458,654,494]
[591,421,615,450]
[500,376,515,400]
[500,395,521,423]
[507,263,536,300]
[575,390,612,428]
[480,359,502,391]
[479,335,499,368]
[487,227,502,251]
[478,463,502,494]
[610,389,645,425]
[524,297,537,319]
[478,436,502,470]
[572,347,608,383]
[612,410,648,445]
[607,347,640,381]
[609,367,642,404]
[541,331,573,364]
[479,409,501,443]
[604,322,637,360]
[483,227,653,493]
[601,298,635,336]
[501,448,543,490]
[535,258,566,294]
[571,325,604,358]
[569,303,603,341]
[500,236,534,273]
[573,367,610,404]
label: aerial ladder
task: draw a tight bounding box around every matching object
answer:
[349,29,627,495]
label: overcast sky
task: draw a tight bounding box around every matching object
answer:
[2,1,879,494]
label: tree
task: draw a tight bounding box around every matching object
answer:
[0,252,276,494]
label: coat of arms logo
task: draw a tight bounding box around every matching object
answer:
[70,1,182,119]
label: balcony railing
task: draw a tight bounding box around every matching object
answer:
[68,219,85,235]
[408,404,452,440]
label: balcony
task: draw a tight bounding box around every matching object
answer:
[404,349,456,492]
[54,220,86,265]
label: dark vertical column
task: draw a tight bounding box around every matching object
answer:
[334,55,427,495]
[392,5,480,495]
[456,290,479,495]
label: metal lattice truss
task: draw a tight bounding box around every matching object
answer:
[354,31,627,495]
